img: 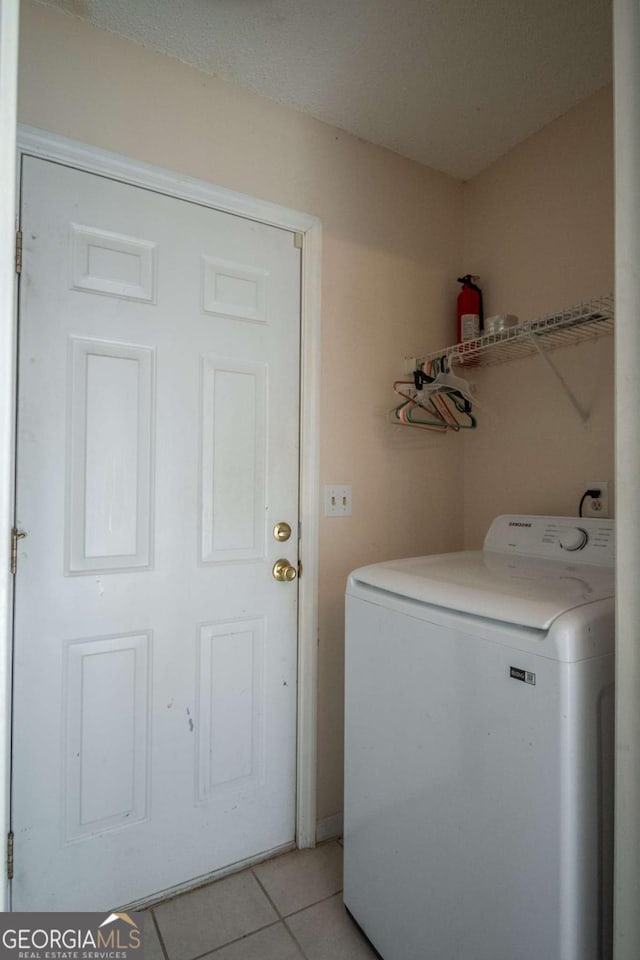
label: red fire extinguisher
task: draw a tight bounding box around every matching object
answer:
[457,275,483,342]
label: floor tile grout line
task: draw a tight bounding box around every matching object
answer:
[280,919,312,960]
[281,892,353,960]
[250,869,312,960]
[156,919,285,960]
[149,906,171,960]
[151,877,282,960]
[284,899,383,960]
[148,845,344,960]
[195,919,286,957]
[250,867,286,920]
[249,845,344,920]
[250,870,345,921]
[280,887,344,921]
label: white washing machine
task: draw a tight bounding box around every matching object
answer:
[344,515,615,960]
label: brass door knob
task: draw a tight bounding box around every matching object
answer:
[272,558,297,582]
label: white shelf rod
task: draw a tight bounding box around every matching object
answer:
[526,333,590,424]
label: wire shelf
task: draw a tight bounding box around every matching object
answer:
[417,295,614,369]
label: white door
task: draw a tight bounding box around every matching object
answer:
[12,156,301,910]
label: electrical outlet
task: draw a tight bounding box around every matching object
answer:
[583,481,609,518]
[324,483,352,517]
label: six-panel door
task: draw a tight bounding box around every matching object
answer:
[12,156,301,910]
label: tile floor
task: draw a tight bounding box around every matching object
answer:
[143,841,381,960]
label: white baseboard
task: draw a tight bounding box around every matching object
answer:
[316,812,343,843]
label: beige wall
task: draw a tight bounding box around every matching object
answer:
[462,87,614,547]
[18,0,614,827]
[18,0,465,822]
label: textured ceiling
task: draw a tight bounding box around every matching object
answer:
[40,0,612,180]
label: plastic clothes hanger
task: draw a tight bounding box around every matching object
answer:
[393,379,444,417]
[419,357,487,419]
[389,361,477,431]
[391,383,473,431]
[416,360,477,429]
[391,382,449,428]
[388,400,448,432]
[391,378,449,430]
[419,357,477,406]
[441,392,477,429]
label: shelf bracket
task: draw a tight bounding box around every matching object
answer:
[527,333,590,423]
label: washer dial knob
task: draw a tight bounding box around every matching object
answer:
[559,527,589,552]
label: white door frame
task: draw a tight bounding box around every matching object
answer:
[0,0,20,914]
[613,1,640,954]
[4,125,321,905]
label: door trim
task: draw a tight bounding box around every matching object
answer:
[9,126,321,879]
[0,0,20,915]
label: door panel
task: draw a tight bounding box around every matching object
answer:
[12,156,301,910]
[200,358,267,563]
[67,338,154,573]
[64,632,150,842]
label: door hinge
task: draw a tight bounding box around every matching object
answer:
[294,232,303,250]
[11,528,27,575]
[15,230,23,274]
[7,832,13,881]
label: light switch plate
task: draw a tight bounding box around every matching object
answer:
[324,484,352,517]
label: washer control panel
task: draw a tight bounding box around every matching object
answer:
[557,527,589,552]
[484,515,615,566]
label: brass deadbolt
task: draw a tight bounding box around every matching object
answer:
[273,522,292,542]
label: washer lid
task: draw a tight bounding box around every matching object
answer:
[349,550,615,629]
